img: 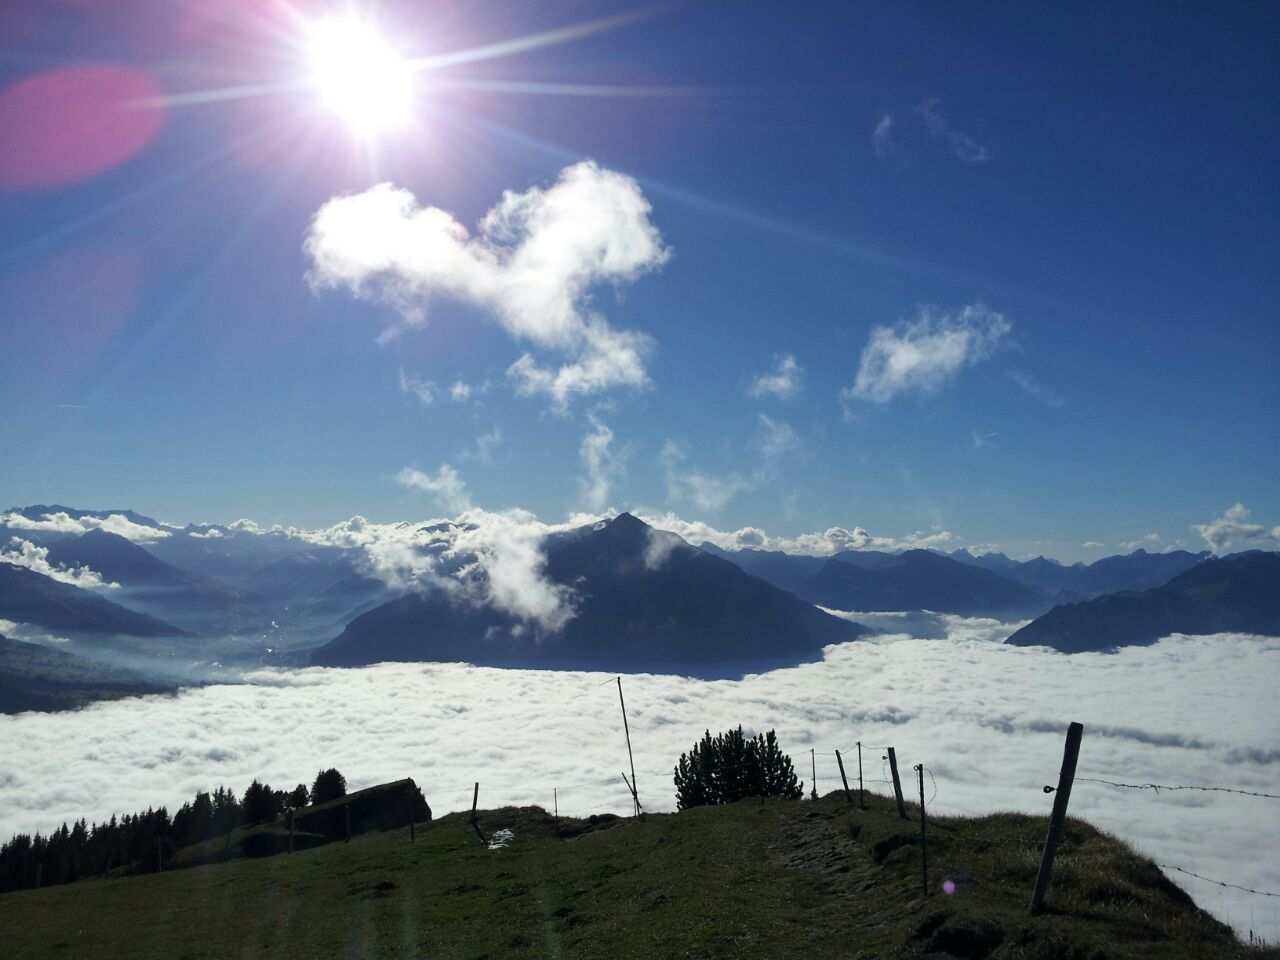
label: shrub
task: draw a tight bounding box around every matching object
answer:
[673,727,802,810]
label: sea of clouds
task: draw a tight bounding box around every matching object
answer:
[1,620,1277,941]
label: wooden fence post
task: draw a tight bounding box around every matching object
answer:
[916,764,927,894]
[835,750,852,803]
[857,741,865,808]
[470,782,479,824]
[810,748,818,800]
[1030,722,1084,913]
[886,747,908,819]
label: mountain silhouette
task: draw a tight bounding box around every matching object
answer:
[1006,551,1280,652]
[947,547,1208,598]
[312,513,870,676]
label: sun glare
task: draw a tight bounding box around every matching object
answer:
[305,17,414,136]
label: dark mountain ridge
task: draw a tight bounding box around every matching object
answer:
[0,562,186,637]
[312,514,871,675]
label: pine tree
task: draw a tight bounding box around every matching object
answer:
[311,768,347,805]
[673,727,803,809]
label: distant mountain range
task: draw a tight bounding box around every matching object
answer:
[312,513,871,675]
[2,503,1274,688]
[945,547,1210,599]
[1006,551,1280,652]
[793,550,1057,619]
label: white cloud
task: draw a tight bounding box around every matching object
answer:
[0,537,117,590]
[871,113,895,159]
[635,511,955,556]
[297,505,586,633]
[747,354,804,400]
[1193,503,1279,554]
[0,511,170,544]
[187,528,224,539]
[1007,369,1065,408]
[398,368,436,405]
[305,160,670,410]
[397,464,473,515]
[971,430,997,450]
[843,304,1011,404]
[916,99,992,163]
[0,631,1276,941]
[660,441,751,514]
[578,415,625,513]
[1118,533,1162,552]
[1081,541,1105,550]
[451,509,576,632]
[448,381,473,402]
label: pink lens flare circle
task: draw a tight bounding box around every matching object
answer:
[0,66,165,190]
[942,879,957,895]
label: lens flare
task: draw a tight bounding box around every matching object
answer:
[305,17,413,136]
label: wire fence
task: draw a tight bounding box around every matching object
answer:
[437,733,1279,905]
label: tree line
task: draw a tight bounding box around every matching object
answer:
[0,768,347,893]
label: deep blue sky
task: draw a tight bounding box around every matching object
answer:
[2,1,1277,560]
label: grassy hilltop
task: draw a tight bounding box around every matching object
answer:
[1,789,1274,960]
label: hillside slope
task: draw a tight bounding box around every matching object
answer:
[1,790,1267,960]
[0,563,186,638]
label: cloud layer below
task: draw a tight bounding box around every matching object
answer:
[1,627,1275,939]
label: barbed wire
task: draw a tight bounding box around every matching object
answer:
[1157,864,1280,898]
[1076,778,1280,800]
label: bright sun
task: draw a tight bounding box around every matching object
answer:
[305,17,414,137]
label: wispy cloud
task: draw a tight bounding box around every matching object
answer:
[396,464,473,514]
[971,430,998,450]
[915,99,992,163]
[306,161,670,410]
[1118,532,1162,552]
[842,304,1011,405]
[754,414,800,461]
[871,113,895,159]
[1007,369,1065,408]
[660,441,751,514]
[398,368,436,405]
[578,414,626,512]
[747,354,804,400]
[461,427,502,465]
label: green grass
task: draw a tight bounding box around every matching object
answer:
[2,790,1274,959]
